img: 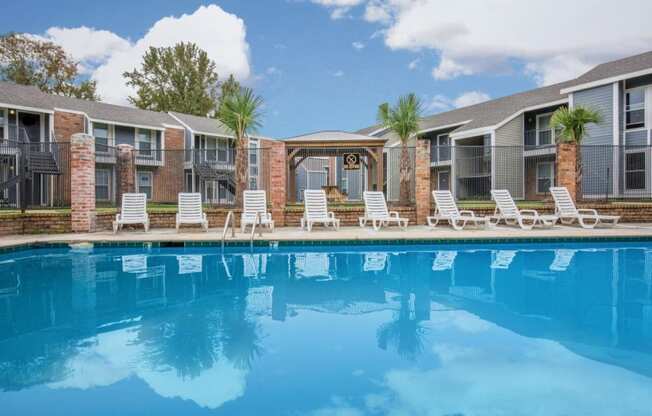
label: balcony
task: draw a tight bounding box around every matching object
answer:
[430,144,452,166]
[524,129,556,156]
[190,148,235,180]
[135,148,164,167]
[95,144,117,164]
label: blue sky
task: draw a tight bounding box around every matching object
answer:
[4,1,652,137]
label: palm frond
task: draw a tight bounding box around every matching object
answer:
[550,106,601,144]
[217,87,263,142]
[376,93,423,143]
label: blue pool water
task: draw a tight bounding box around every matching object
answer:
[0,241,651,415]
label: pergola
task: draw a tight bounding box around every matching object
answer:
[282,131,388,203]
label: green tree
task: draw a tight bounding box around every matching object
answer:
[0,33,99,100]
[123,42,219,116]
[217,74,241,114]
[217,87,264,207]
[377,94,423,205]
[550,106,602,199]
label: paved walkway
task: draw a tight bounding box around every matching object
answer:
[2,223,652,248]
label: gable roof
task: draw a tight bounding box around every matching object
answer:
[168,111,232,137]
[0,81,181,129]
[562,50,652,93]
[282,130,385,143]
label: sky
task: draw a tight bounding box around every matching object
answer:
[4,0,652,137]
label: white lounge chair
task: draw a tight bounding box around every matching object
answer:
[427,190,489,230]
[176,193,208,232]
[490,189,557,230]
[241,190,274,233]
[359,191,409,231]
[549,186,620,228]
[113,193,149,233]
[301,189,340,231]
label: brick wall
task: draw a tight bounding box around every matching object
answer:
[267,140,287,226]
[70,134,96,232]
[557,143,578,200]
[54,111,85,143]
[0,213,72,236]
[151,127,185,203]
[415,139,431,224]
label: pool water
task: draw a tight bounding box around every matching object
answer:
[0,242,651,415]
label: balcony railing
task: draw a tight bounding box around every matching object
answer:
[430,144,452,164]
[191,148,236,171]
[135,148,164,166]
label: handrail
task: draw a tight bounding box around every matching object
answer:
[249,212,263,249]
[221,210,235,250]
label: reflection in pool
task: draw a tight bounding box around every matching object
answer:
[0,242,651,415]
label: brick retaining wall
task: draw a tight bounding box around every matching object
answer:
[3,203,652,236]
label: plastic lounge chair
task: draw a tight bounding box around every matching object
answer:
[359,191,409,231]
[490,189,557,230]
[301,189,340,231]
[427,190,489,230]
[113,193,149,233]
[176,193,208,232]
[549,186,620,228]
[241,190,274,233]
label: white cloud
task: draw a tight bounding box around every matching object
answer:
[452,91,491,108]
[333,70,345,77]
[408,58,420,70]
[317,0,652,85]
[38,5,251,104]
[310,0,365,20]
[352,41,365,50]
[426,91,491,113]
[266,66,282,76]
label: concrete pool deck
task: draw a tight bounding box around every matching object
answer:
[3,223,652,248]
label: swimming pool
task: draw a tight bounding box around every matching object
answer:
[0,241,651,415]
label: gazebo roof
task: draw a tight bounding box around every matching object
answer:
[281,130,387,147]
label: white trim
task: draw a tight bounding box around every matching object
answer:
[88,117,164,132]
[95,167,112,201]
[568,93,574,109]
[450,126,494,140]
[534,112,555,146]
[561,67,652,94]
[613,82,620,196]
[417,121,471,136]
[623,149,647,192]
[490,131,496,190]
[0,102,54,115]
[367,126,389,137]
[162,123,184,130]
[624,86,647,131]
[493,98,569,131]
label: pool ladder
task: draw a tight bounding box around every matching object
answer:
[221,210,263,251]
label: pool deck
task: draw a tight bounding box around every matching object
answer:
[3,223,652,248]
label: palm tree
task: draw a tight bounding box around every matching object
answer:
[217,87,264,207]
[550,106,602,199]
[377,94,423,205]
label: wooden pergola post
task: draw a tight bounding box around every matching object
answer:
[376,148,384,193]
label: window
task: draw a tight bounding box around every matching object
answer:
[536,113,554,145]
[625,152,646,190]
[137,129,154,158]
[216,138,226,161]
[93,123,110,153]
[137,171,153,199]
[536,162,554,194]
[341,177,349,194]
[437,134,451,161]
[249,178,258,190]
[0,109,5,139]
[95,169,111,201]
[625,89,645,130]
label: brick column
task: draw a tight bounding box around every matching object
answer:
[269,140,287,226]
[415,139,431,225]
[117,144,136,204]
[556,143,578,201]
[70,133,96,232]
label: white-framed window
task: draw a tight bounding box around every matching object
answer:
[625,88,646,130]
[95,168,111,201]
[437,134,451,161]
[536,113,554,145]
[217,138,227,162]
[625,151,646,190]
[536,162,554,194]
[136,129,155,158]
[137,170,153,199]
[93,123,111,153]
[341,176,349,194]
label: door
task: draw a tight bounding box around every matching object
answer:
[438,170,451,191]
[18,112,43,143]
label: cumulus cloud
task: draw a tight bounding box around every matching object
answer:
[426,91,491,113]
[308,0,652,85]
[311,0,365,20]
[408,58,420,70]
[352,41,365,50]
[38,5,251,104]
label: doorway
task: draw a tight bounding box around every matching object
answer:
[18,112,43,143]
[438,170,451,191]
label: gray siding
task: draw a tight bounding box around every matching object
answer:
[494,114,524,198]
[573,84,613,145]
[574,84,614,196]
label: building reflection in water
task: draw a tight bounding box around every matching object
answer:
[0,244,651,394]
